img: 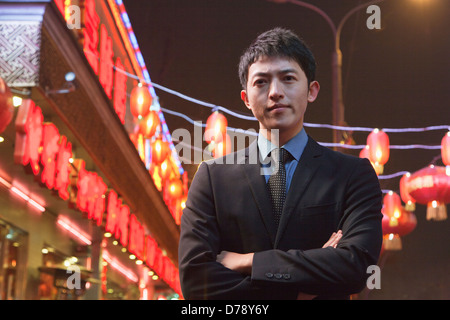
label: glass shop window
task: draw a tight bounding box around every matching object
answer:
[0,219,28,300]
[38,244,90,300]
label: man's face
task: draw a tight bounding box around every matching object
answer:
[241,55,319,144]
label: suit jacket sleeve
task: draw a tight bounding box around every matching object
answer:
[251,158,383,296]
[178,162,283,300]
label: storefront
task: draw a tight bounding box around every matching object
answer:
[0,0,184,300]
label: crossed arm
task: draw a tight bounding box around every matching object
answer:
[216,231,343,299]
[216,230,343,275]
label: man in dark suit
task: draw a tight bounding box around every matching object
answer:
[178,28,382,300]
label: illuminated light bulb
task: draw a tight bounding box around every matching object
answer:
[12,96,22,107]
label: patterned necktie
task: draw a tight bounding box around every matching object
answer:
[267,148,291,227]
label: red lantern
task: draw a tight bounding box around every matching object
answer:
[213,133,231,158]
[205,111,227,143]
[359,145,369,159]
[138,110,159,138]
[359,145,382,175]
[159,158,172,181]
[407,165,450,221]
[130,83,152,118]
[442,131,450,166]
[382,208,417,251]
[399,173,416,211]
[168,179,183,199]
[383,191,402,219]
[151,137,170,165]
[0,77,14,134]
[366,128,389,174]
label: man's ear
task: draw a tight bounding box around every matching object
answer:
[307,81,320,103]
[241,90,251,110]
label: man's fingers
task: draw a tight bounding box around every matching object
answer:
[322,230,342,248]
[322,232,336,248]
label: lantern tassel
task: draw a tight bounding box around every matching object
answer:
[426,202,447,221]
[383,234,402,251]
[404,201,415,212]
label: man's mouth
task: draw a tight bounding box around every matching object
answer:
[267,103,289,111]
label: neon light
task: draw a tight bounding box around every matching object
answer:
[9,186,45,213]
[57,217,92,245]
[27,198,46,213]
[102,250,138,282]
[0,176,12,189]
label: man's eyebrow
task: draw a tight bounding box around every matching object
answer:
[251,68,299,78]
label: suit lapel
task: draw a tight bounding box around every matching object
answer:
[274,136,324,247]
[241,141,278,246]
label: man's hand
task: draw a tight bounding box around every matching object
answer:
[297,230,342,300]
[322,230,342,248]
[216,251,254,275]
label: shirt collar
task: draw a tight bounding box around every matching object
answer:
[258,128,308,162]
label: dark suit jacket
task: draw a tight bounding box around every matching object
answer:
[179,136,382,300]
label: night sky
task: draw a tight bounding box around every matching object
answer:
[122,0,450,299]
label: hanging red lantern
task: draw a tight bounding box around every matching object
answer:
[159,158,173,182]
[130,83,152,118]
[359,145,382,175]
[0,77,14,134]
[168,179,183,199]
[151,137,170,165]
[213,133,232,158]
[359,145,369,159]
[138,110,159,138]
[366,128,389,174]
[383,191,403,219]
[442,131,450,166]
[406,165,450,221]
[382,207,417,251]
[399,172,416,211]
[205,111,227,144]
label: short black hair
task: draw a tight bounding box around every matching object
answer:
[238,27,316,89]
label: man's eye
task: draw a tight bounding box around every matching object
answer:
[284,76,296,81]
[254,79,267,86]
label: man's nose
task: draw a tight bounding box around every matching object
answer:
[269,79,284,100]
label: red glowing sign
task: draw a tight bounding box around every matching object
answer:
[55,136,72,201]
[54,0,65,16]
[129,214,145,260]
[15,100,75,201]
[106,190,130,246]
[83,0,100,74]
[99,24,114,99]
[14,100,43,175]
[145,235,157,267]
[81,1,132,126]
[41,123,60,189]
[113,58,127,124]
[75,159,107,226]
